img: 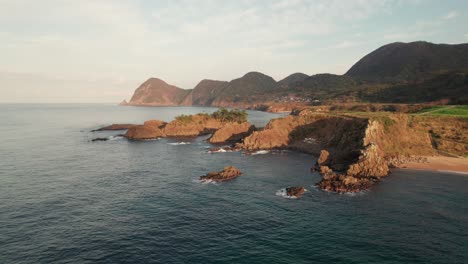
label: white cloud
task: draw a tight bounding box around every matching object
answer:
[443,11,459,20]
[0,0,459,102]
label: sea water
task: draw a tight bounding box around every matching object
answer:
[0,104,467,263]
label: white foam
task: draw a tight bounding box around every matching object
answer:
[142,138,160,141]
[192,178,218,185]
[167,142,191,145]
[109,135,124,141]
[275,188,297,199]
[207,148,228,153]
[251,150,270,155]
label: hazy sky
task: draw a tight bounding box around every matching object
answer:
[1,0,467,103]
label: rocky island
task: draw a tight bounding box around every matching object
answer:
[199,166,243,182]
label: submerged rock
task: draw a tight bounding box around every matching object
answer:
[286,187,306,198]
[199,166,242,182]
[91,124,136,131]
[91,137,109,142]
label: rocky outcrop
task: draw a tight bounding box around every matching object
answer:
[124,119,166,140]
[163,114,223,137]
[92,124,136,131]
[199,166,242,182]
[286,187,306,198]
[242,115,314,150]
[316,171,377,193]
[208,122,254,143]
[346,143,389,178]
[314,144,388,193]
[312,120,390,193]
[119,100,128,105]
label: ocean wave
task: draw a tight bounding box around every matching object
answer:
[244,150,270,156]
[167,142,191,145]
[109,135,124,141]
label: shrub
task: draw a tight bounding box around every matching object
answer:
[175,114,193,123]
[211,108,248,123]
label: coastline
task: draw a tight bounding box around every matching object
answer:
[396,156,468,174]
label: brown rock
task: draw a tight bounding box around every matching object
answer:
[209,122,254,143]
[317,150,331,166]
[319,165,333,175]
[92,124,136,131]
[286,187,306,198]
[143,120,167,129]
[199,166,242,182]
[125,122,166,140]
[346,143,389,178]
[164,114,223,137]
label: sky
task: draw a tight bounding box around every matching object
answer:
[1,0,467,103]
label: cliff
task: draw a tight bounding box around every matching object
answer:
[240,110,449,192]
[124,41,468,107]
[128,78,191,106]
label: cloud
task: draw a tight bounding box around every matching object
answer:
[0,0,460,102]
[443,11,459,20]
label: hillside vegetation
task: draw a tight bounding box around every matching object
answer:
[125,41,468,107]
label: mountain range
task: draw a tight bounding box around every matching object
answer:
[124,41,468,107]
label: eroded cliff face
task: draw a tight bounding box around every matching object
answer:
[241,110,436,192]
[208,122,254,143]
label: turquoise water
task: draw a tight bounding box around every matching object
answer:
[0,104,467,264]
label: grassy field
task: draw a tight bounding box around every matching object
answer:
[416,105,468,117]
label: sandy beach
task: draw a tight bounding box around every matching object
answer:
[398,156,468,174]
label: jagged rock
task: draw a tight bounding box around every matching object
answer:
[209,122,254,143]
[346,143,389,178]
[317,150,331,166]
[91,124,136,131]
[316,173,376,193]
[164,114,223,137]
[199,166,242,182]
[91,137,109,142]
[286,187,306,198]
[320,165,333,175]
[125,121,166,140]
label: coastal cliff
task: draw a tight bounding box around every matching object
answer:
[94,108,466,193]
[240,109,449,192]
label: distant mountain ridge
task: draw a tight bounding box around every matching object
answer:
[125,41,468,106]
[346,41,468,83]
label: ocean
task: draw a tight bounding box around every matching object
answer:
[0,104,467,264]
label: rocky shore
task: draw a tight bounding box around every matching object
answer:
[93,108,465,194]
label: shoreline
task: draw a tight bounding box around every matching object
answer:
[395,156,468,174]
